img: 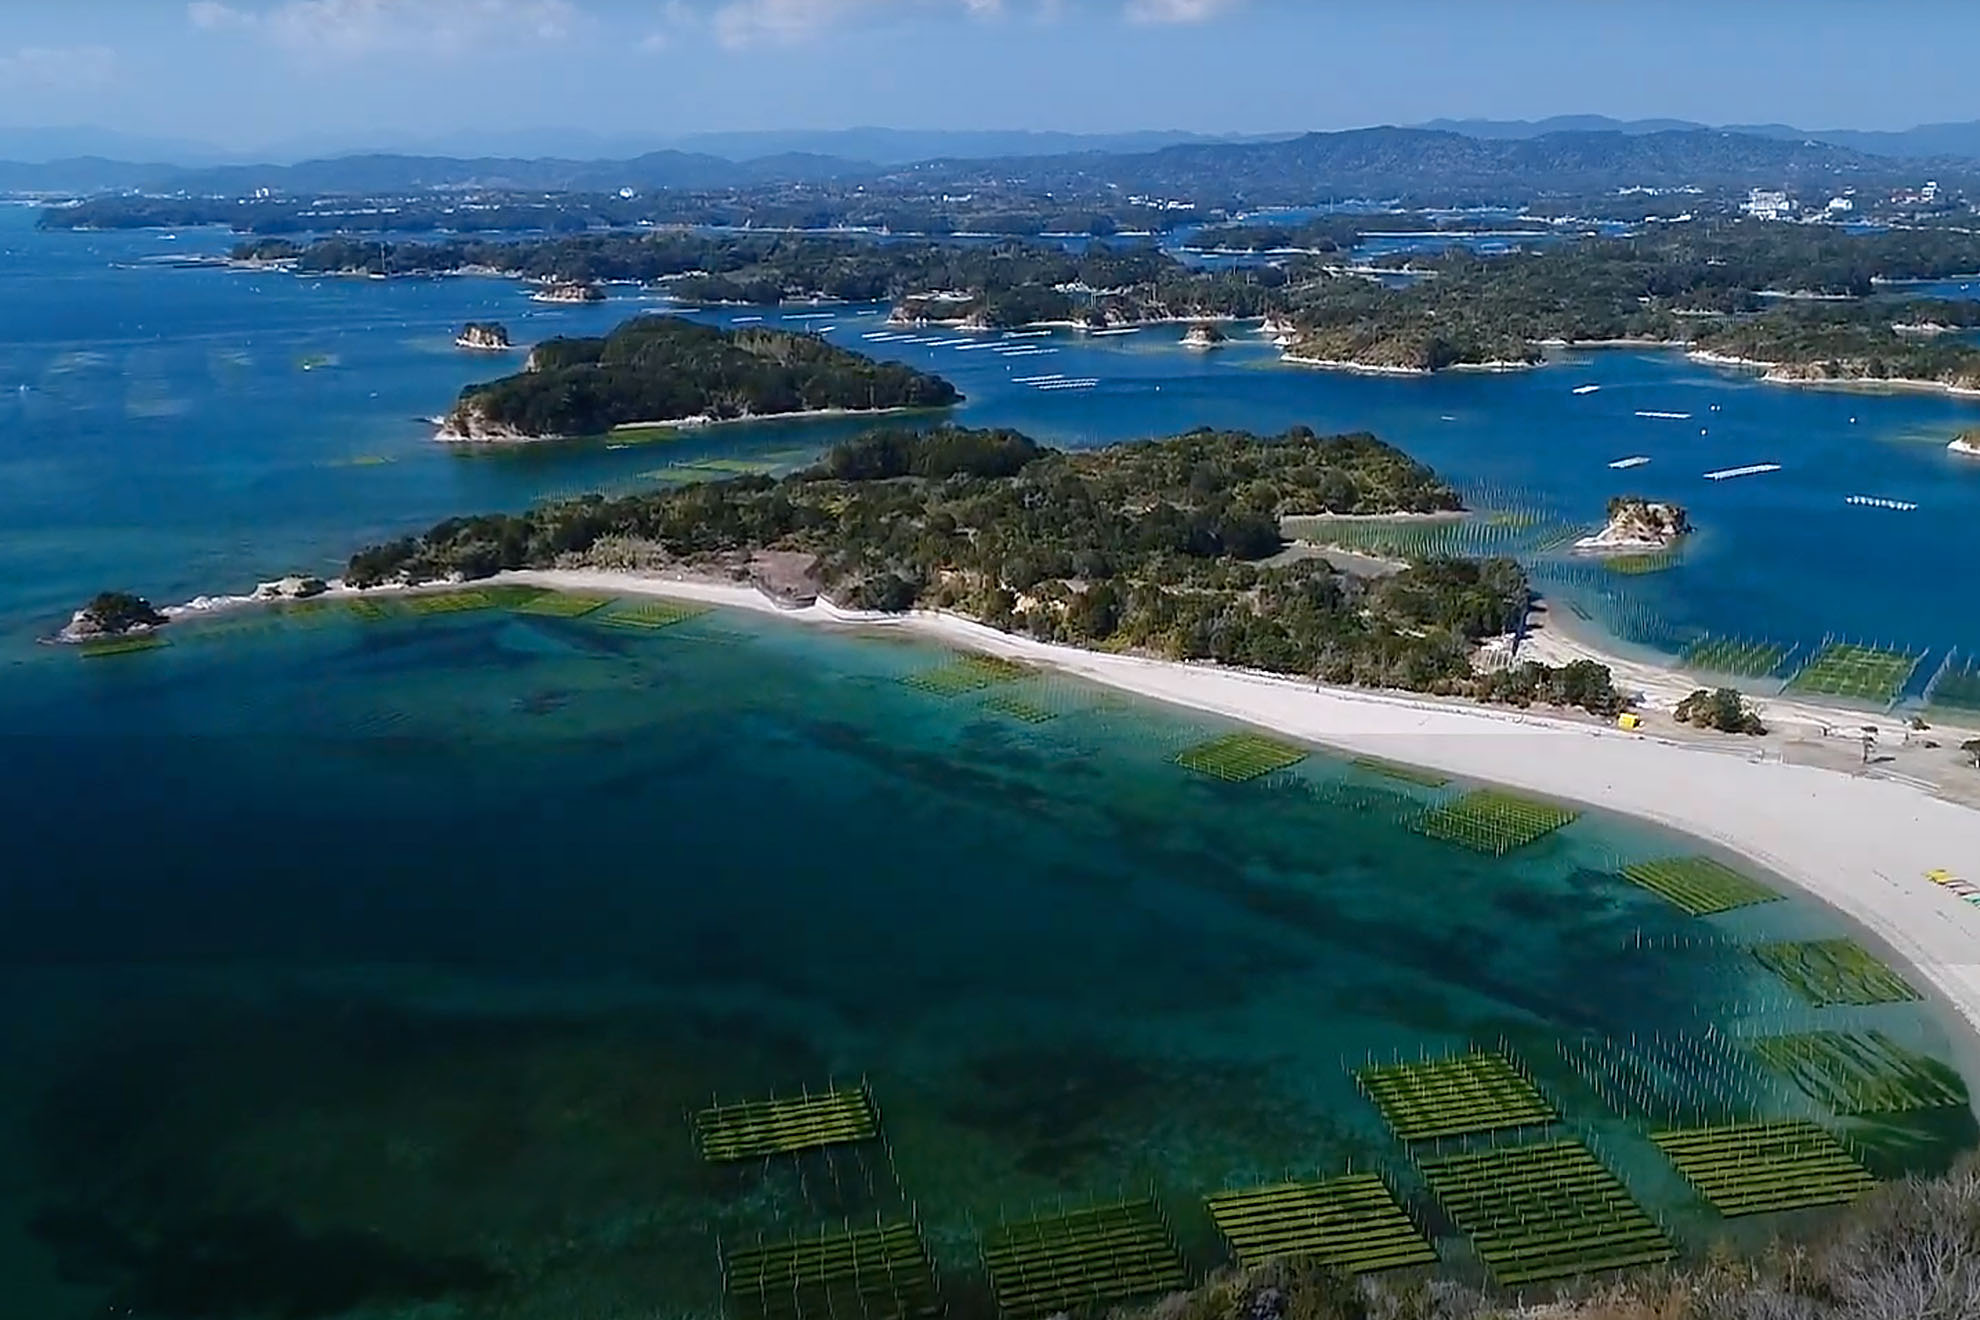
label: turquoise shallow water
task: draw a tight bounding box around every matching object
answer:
[0,609,1972,1317]
[3,208,1980,1316]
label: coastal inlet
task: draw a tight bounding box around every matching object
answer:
[0,603,1967,1317]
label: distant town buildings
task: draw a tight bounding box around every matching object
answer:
[1742,188,1794,221]
[1891,180,1943,207]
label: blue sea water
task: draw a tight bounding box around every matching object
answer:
[2,206,1980,1317]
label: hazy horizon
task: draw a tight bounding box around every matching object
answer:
[3,0,1978,159]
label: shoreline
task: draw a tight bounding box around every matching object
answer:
[1688,349,1980,399]
[127,566,1980,1056]
[486,567,1980,1050]
[434,403,945,445]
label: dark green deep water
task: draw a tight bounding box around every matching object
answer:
[0,609,1968,1317]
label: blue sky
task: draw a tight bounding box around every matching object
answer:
[3,0,1978,154]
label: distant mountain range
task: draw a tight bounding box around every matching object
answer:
[1417,115,1980,161]
[911,127,1902,206]
[0,122,1961,201]
[0,125,1269,169]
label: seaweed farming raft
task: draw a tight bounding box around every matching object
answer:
[721,1218,943,1320]
[1418,1141,1674,1286]
[694,1083,881,1163]
[1205,1172,1436,1275]
[1355,1049,1556,1142]
[980,1196,1188,1320]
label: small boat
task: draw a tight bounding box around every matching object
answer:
[1572,384,1601,395]
[1609,456,1651,469]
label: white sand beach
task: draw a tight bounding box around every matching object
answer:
[505,568,1980,1042]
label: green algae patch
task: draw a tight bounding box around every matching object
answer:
[77,634,167,658]
[1349,756,1450,787]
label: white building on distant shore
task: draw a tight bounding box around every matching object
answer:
[1743,188,1795,220]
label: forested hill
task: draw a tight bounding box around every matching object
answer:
[906,127,1895,204]
[341,424,1636,714]
[439,315,960,440]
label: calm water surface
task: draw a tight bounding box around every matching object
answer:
[2,205,1979,1317]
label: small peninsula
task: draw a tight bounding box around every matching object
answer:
[1951,428,1980,458]
[1573,497,1691,553]
[455,322,512,351]
[436,315,962,442]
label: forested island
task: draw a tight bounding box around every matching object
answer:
[237,230,1282,329]
[341,424,1621,712]
[238,219,1980,380]
[437,315,960,441]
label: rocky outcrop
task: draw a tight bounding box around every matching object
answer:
[58,591,166,642]
[455,322,512,351]
[1574,497,1690,552]
[1951,429,1980,458]
[252,575,328,601]
[1182,322,1228,349]
[529,282,604,304]
[435,399,540,443]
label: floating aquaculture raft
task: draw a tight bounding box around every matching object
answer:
[1412,790,1578,855]
[1747,1030,1967,1114]
[1419,1140,1673,1285]
[721,1219,942,1320]
[1751,939,1920,1006]
[1174,731,1308,782]
[1619,856,1779,917]
[1652,1120,1874,1216]
[1205,1172,1435,1274]
[900,654,1028,695]
[1355,1050,1556,1142]
[694,1084,880,1163]
[594,599,712,630]
[511,590,614,618]
[980,1197,1188,1320]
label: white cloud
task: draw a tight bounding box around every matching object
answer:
[0,45,117,89]
[680,0,1006,50]
[187,0,578,58]
[1124,0,1242,23]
